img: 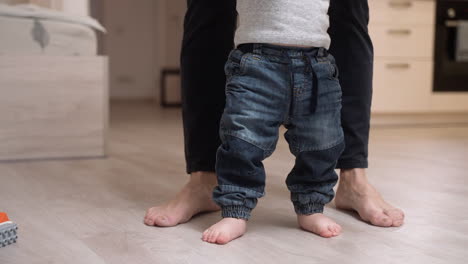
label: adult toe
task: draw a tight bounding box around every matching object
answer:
[144,216,155,226]
[367,210,393,227]
[153,215,174,227]
[385,208,405,227]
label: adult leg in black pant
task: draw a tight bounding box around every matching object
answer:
[329,0,404,227]
[144,0,404,228]
[144,0,236,227]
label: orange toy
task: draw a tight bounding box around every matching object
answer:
[0,212,10,222]
[0,212,18,247]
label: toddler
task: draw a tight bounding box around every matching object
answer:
[202,0,345,244]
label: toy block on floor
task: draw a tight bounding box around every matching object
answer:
[0,212,18,247]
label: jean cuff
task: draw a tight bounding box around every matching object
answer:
[221,205,252,220]
[186,160,215,174]
[293,202,324,215]
[336,159,368,169]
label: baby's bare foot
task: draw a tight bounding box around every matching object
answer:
[297,213,342,238]
[202,218,247,245]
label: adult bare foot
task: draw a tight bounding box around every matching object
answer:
[297,213,341,238]
[335,168,405,227]
[144,171,220,227]
[202,218,247,244]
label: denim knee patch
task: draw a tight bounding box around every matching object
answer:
[216,135,267,189]
[286,141,345,215]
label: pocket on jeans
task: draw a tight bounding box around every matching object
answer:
[329,62,339,80]
[224,60,240,79]
[325,54,339,80]
[225,49,248,79]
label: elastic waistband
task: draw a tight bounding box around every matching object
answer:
[237,43,328,58]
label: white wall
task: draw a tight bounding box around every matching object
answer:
[102,0,185,100]
[62,0,88,16]
[161,0,185,67]
[154,0,184,103]
[103,0,160,100]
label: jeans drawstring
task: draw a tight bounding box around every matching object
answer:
[303,54,318,114]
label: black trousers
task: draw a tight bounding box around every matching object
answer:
[181,0,373,174]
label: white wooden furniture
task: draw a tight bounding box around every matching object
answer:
[370,0,468,113]
[0,56,108,161]
[0,0,62,10]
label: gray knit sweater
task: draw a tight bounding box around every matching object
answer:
[234,0,331,49]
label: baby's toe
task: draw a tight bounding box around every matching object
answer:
[202,229,211,241]
[208,230,219,243]
[329,224,341,236]
[216,232,231,245]
[319,228,334,238]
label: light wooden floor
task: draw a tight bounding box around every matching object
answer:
[1,102,467,264]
